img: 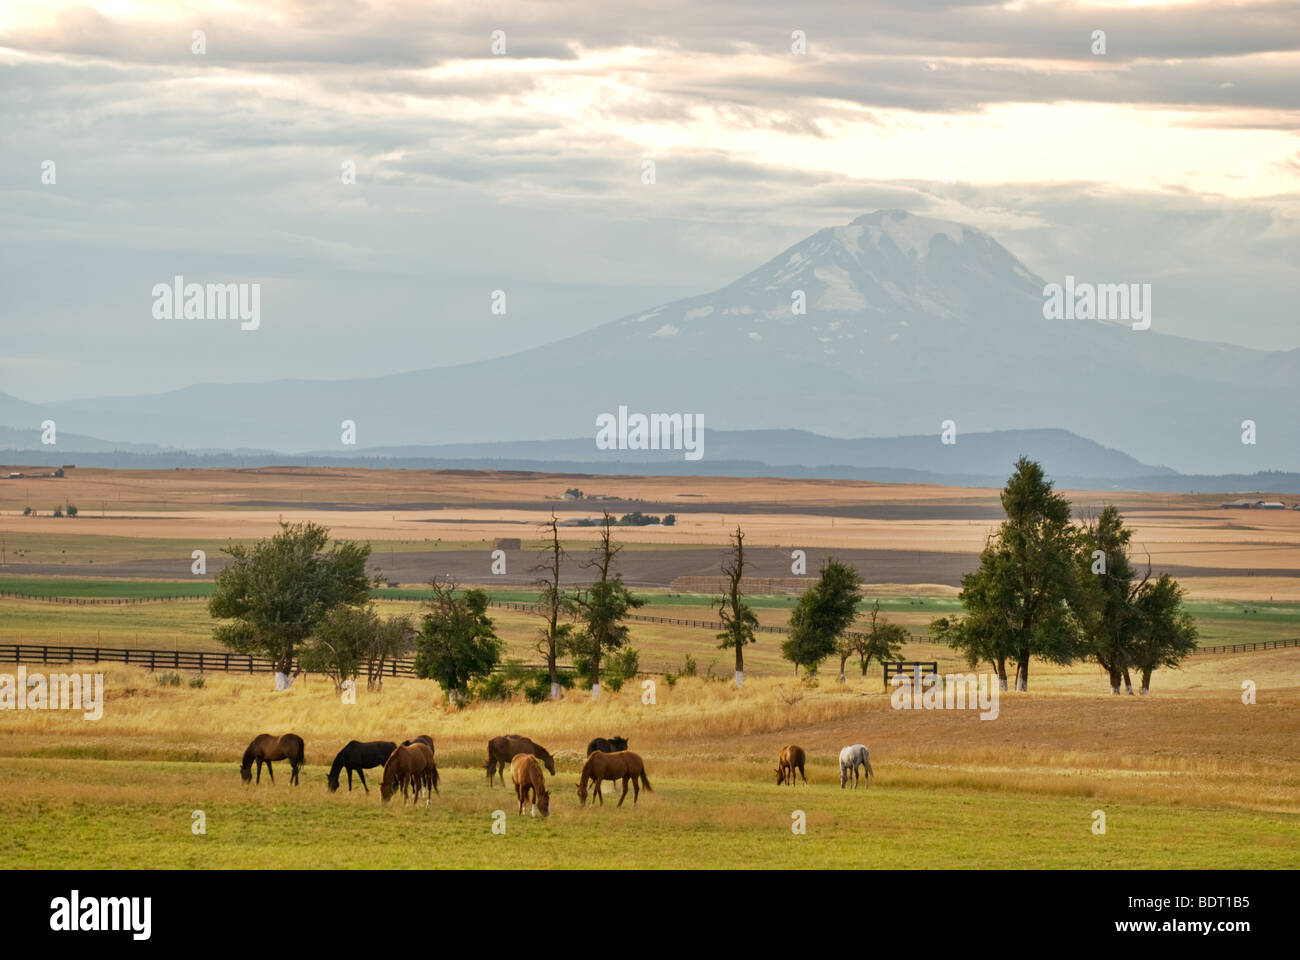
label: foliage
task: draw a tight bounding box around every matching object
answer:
[208,521,374,674]
[783,557,862,674]
[413,578,503,702]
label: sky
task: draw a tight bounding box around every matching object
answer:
[1,0,1297,402]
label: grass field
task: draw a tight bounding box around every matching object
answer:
[0,651,1297,869]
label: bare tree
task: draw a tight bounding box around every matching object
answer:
[533,513,573,700]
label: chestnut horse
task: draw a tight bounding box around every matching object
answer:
[775,745,807,786]
[576,750,652,807]
[240,733,305,786]
[381,741,438,805]
[485,735,555,786]
[510,754,551,818]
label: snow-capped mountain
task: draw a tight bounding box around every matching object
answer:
[3,210,1296,475]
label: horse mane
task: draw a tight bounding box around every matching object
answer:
[241,744,255,771]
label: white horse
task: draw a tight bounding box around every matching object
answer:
[839,744,874,789]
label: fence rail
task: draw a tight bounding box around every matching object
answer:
[0,642,576,679]
[0,591,208,606]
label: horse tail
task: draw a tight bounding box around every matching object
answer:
[295,735,305,767]
[639,768,653,792]
[865,754,874,778]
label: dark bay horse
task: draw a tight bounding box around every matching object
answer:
[485,735,555,786]
[576,750,652,807]
[402,734,434,753]
[510,754,551,818]
[327,740,396,793]
[381,742,438,806]
[586,735,629,756]
[240,733,305,786]
[775,745,807,786]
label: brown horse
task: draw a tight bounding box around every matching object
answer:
[510,754,551,818]
[240,733,305,786]
[485,735,555,786]
[381,742,438,806]
[576,750,652,807]
[775,745,807,786]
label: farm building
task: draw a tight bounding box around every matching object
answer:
[1256,501,1286,509]
[1220,499,1255,508]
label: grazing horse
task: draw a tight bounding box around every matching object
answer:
[484,735,555,786]
[402,734,435,754]
[381,741,438,806]
[775,745,807,786]
[327,740,396,793]
[576,750,652,807]
[838,744,874,789]
[510,754,551,818]
[240,733,305,786]
[586,735,629,756]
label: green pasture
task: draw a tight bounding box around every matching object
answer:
[0,758,1292,869]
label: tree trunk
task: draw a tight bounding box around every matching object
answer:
[838,653,848,683]
[1122,667,1134,695]
[1108,666,1122,695]
[735,646,744,689]
[1015,654,1029,691]
[1140,667,1152,696]
[996,659,1008,691]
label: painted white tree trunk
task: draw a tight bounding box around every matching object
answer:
[274,671,294,691]
[734,670,743,688]
[1140,686,1149,696]
[999,675,1008,691]
[838,671,846,684]
[550,682,562,701]
[591,682,600,702]
[447,689,462,706]
[1111,684,1121,695]
[1016,676,1027,691]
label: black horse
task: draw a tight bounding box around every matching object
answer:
[402,734,435,753]
[586,735,629,756]
[327,740,397,793]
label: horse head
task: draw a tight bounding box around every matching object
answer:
[538,789,551,817]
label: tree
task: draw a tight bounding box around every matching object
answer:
[1074,506,1145,694]
[783,557,861,676]
[837,599,908,680]
[942,459,1081,690]
[208,521,374,678]
[65,503,78,517]
[714,526,759,688]
[568,513,643,699]
[366,613,414,691]
[301,604,378,693]
[1129,574,1198,695]
[663,514,676,526]
[533,513,574,700]
[413,577,503,705]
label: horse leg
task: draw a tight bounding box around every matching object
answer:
[631,776,640,805]
[617,777,629,807]
[255,758,262,784]
[800,764,807,784]
[595,779,604,805]
[266,761,275,784]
